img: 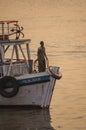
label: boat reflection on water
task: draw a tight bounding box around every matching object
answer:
[0,107,55,130]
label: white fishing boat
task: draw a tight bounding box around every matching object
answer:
[0,21,62,108]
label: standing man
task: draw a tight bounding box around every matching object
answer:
[37,41,48,72]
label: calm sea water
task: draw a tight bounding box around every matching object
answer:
[0,0,86,130]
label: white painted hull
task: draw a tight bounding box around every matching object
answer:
[0,72,56,108]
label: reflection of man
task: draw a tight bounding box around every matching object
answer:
[37,41,48,72]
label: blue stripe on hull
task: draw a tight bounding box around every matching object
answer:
[17,75,50,86]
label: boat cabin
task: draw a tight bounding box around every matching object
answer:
[0,21,33,78]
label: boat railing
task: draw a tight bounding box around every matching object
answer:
[0,59,33,77]
[0,20,19,40]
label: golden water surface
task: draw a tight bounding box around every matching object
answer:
[0,0,86,130]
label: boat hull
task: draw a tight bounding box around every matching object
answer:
[0,72,56,108]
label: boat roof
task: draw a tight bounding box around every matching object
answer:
[0,39,31,45]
